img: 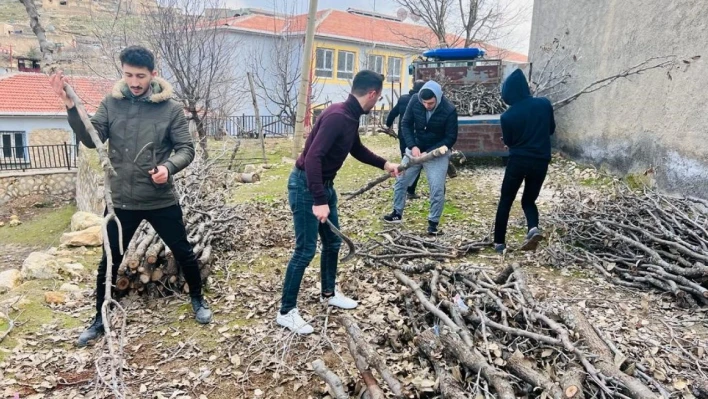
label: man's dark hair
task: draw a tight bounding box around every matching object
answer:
[411,80,426,93]
[119,46,155,72]
[419,88,436,100]
[351,70,384,96]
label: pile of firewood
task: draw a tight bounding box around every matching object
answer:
[444,83,507,116]
[433,73,507,116]
[313,232,673,398]
[116,155,245,297]
[546,185,708,308]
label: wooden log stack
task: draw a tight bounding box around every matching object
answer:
[116,153,244,297]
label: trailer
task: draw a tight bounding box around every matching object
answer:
[408,48,508,159]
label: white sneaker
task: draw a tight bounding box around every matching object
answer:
[276,308,314,335]
[322,290,358,309]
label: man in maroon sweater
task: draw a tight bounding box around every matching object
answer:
[277,70,400,334]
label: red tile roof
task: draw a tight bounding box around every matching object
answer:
[222,9,528,63]
[0,73,114,115]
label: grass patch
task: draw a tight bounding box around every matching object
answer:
[0,203,76,247]
[624,173,652,190]
[0,280,87,361]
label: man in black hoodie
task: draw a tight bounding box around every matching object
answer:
[385,80,426,199]
[493,69,555,253]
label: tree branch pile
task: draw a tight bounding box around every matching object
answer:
[546,185,708,308]
[357,228,491,269]
[435,73,507,116]
[334,262,669,398]
[445,82,507,116]
[115,154,248,297]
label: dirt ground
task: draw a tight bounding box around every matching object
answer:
[0,137,705,399]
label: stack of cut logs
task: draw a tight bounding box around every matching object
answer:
[546,185,708,308]
[116,154,245,297]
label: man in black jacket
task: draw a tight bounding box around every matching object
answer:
[493,69,556,253]
[385,80,425,199]
[383,80,458,235]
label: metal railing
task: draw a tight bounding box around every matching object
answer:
[0,143,78,171]
[205,115,294,138]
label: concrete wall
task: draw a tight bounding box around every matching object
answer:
[529,0,708,199]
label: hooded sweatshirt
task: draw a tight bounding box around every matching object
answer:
[500,69,556,161]
[401,80,458,152]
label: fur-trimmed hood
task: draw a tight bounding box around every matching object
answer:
[111,76,174,103]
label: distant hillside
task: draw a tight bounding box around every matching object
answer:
[0,0,154,77]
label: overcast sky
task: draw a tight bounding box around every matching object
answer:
[222,0,534,54]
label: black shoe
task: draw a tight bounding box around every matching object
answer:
[383,211,403,224]
[520,227,544,251]
[406,192,420,200]
[427,220,443,236]
[77,314,104,347]
[494,243,507,254]
[191,296,213,324]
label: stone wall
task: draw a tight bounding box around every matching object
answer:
[529,0,708,199]
[74,143,104,215]
[0,170,76,204]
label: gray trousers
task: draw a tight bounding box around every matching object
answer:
[393,149,451,223]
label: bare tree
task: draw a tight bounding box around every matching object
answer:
[530,30,682,110]
[395,0,453,48]
[142,0,242,158]
[248,2,321,132]
[393,0,529,50]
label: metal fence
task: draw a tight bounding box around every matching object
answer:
[0,143,77,171]
[205,115,294,138]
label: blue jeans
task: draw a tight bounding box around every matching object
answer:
[280,168,342,315]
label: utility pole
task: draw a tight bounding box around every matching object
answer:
[292,0,318,159]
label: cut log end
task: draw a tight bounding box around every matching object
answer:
[565,385,579,398]
[116,277,130,291]
[236,172,260,183]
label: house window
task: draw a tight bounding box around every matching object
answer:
[337,50,355,80]
[0,132,25,159]
[367,54,384,74]
[387,57,402,82]
[315,48,334,78]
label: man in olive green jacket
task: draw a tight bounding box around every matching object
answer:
[50,46,212,347]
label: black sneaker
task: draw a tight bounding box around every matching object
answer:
[406,192,420,200]
[494,243,507,254]
[383,211,403,224]
[427,220,443,236]
[520,227,544,251]
[191,296,213,324]
[77,314,104,347]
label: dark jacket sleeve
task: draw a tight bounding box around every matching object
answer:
[304,113,341,205]
[385,100,400,128]
[350,133,387,169]
[67,96,110,148]
[401,97,417,150]
[547,99,556,136]
[163,103,195,176]
[500,112,514,146]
